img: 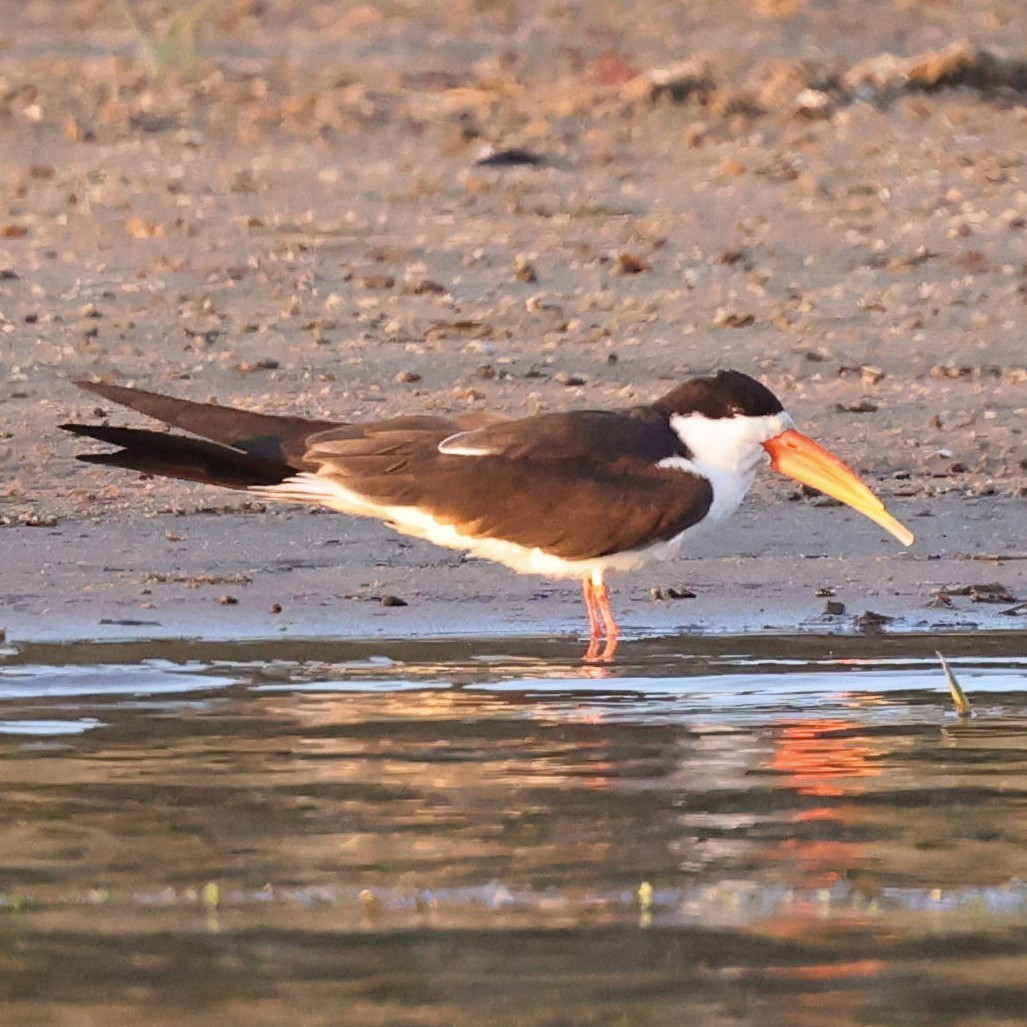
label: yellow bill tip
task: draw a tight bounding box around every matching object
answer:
[868,506,915,547]
[764,429,915,547]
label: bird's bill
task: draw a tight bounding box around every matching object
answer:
[763,429,915,546]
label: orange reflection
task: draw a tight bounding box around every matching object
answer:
[767,718,880,798]
[759,717,886,893]
[769,958,886,981]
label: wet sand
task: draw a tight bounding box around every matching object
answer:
[5,495,1023,643]
[0,2,1024,645]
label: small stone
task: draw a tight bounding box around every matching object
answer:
[794,87,832,118]
[835,398,879,413]
[475,148,547,167]
[623,58,710,104]
[854,610,895,631]
[380,594,408,607]
[930,364,972,379]
[713,308,755,328]
[395,370,422,383]
[124,217,163,239]
[513,255,538,282]
[218,595,238,605]
[715,249,747,266]
[968,583,1016,604]
[612,252,649,275]
[236,358,279,373]
[555,372,587,387]
[681,121,709,148]
[525,292,561,312]
[719,157,747,178]
[403,278,448,296]
[359,273,395,290]
[824,600,846,615]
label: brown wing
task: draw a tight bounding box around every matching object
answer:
[305,409,712,560]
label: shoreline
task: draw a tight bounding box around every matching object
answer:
[5,496,1023,646]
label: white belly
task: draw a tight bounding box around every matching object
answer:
[252,471,730,582]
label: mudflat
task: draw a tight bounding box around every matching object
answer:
[1,2,1024,643]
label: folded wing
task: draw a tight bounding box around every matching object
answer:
[300,409,711,560]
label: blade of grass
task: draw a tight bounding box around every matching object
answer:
[116,0,210,75]
[115,0,159,73]
[937,650,972,717]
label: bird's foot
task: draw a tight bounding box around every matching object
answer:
[583,632,619,664]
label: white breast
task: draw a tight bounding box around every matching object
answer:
[656,454,756,525]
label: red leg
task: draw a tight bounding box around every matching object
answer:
[594,582,619,639]
[581,578,601,661]
[581,578,603,638]
[594,582,619,662]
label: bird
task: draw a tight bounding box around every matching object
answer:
[61,370,914,660]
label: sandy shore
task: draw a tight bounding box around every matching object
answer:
[0,3,1024,646]
[5,494,1023,644]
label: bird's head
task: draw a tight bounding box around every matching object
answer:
[657,370,914,546]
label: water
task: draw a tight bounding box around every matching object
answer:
[1,632,1025,1026]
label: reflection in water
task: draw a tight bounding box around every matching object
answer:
[767,717,882,797]
[0,633,1025,1025]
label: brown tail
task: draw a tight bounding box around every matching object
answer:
[61,380,342,490]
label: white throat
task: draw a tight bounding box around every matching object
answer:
[658,410,792,525]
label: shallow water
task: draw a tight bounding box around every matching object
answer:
[1,632,1025,1026]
